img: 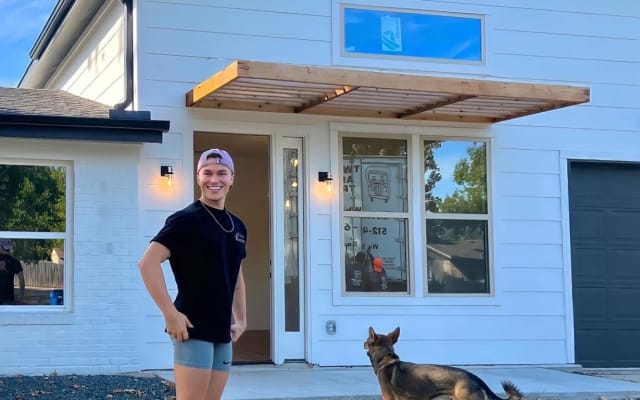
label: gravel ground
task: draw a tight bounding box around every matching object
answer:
[0,373,176,399]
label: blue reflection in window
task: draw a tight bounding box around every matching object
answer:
[343,7,482,62]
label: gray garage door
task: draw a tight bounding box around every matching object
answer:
[569,161,640,367]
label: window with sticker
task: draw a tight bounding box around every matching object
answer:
[342,136,409,294]
[0,163,67,306]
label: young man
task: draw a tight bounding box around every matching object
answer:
[0,239,25,305]
[139,148,247,400]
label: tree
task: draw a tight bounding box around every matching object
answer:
[0,164,66,261]
[424,141,443,212]
[440,142,487,214]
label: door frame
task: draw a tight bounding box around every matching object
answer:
[560,150,640,364]
[272,135,307,363]
[190,119,310,364]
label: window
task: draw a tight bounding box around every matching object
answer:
[0,163,68,306]
[342,5,483,63]
[423,140,489,294]
[342,137,409,294]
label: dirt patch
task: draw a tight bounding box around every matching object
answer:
[0,373,176,399]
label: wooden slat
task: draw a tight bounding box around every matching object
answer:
[186,61,241,106]
[233,60,590,103]
[186,60,591,123]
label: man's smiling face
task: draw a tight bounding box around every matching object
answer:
[197,163,234,209]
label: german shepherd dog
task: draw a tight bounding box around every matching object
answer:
[365,327,524,400]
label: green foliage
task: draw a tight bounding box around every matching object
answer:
[439,142,487,214]
[0,165,66,261]
[423,141,443,212]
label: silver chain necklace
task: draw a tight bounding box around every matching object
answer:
[201,202,235,233]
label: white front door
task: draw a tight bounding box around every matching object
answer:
[273,137,305,362]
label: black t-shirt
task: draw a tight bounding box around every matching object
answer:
[0,254,23,303]
[152,200,247,343]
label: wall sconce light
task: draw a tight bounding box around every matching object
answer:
[318,171,333,192]
[160,165,174,187]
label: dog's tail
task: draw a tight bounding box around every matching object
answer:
[500,381,524,400]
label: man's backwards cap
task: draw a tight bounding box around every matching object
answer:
[197,148,234,174]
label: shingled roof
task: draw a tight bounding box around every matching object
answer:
[0,87,169,143]
[0,87,110,118]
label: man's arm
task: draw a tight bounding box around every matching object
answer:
[138,242,193,341]
[230,266,247,342]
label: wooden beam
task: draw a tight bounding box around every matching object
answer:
[295,85,358,113]
[191,99,295,113]
[186,61,241,106]
[397,95,476,118]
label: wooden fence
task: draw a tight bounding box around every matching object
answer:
[18,261,63,289]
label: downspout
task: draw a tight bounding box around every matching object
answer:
[113,0,133,110]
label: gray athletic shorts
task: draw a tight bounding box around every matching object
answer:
[172,339,233,371]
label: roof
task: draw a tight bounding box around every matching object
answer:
[0,87,169,143]
[0,87,111,118]
[187,60,590,123]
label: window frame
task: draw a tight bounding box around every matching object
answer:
[339,132,413,297]
[0,158,73,314]
[332,2,487,73]
[330,123,498,306]
[421,137,493,296]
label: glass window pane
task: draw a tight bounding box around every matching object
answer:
[343,137,408,212]
[344,7,483,61]
[0,238,64,305]
[283,149,300,332]
[0,164,66,232]
[424,140,487,214]
[343,217,408,292]
[426,219,488,293]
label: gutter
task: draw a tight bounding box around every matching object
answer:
[20,0,135,111]
[29,0,74,60]
[113,0,134,110]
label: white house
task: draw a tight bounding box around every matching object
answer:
[2,0,639,375]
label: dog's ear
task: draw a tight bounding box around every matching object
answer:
[368,326,376,341]
[388,327,400,344]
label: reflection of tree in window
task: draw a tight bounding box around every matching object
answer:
[424,141,486,214]
[440,143,486,214]
[343,137,406,157]
[0,165,65,262]
[424,141,442,212]
[423,141,489,294]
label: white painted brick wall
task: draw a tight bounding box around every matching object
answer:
[0,141,146,375]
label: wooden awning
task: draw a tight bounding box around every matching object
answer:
[186,60,589,123]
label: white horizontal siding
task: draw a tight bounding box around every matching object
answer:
[496,244,563,268]
[146,3,329,41]
[490,6,640,39]
[47,1,125,106]
[143,28,329,66]
[131,0,640,368]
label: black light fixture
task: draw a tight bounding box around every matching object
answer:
[318,171,333,192]
[160,165,174,187]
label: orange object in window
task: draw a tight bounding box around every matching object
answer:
[372,258,384,272]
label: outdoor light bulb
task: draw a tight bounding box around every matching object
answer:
[325,180,333,192]
[291,181,298,188]
[285,199,291,208]
[291,158,298,167]
[166,174,173,187]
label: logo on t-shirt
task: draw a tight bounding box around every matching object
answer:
[234,232,245,244]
